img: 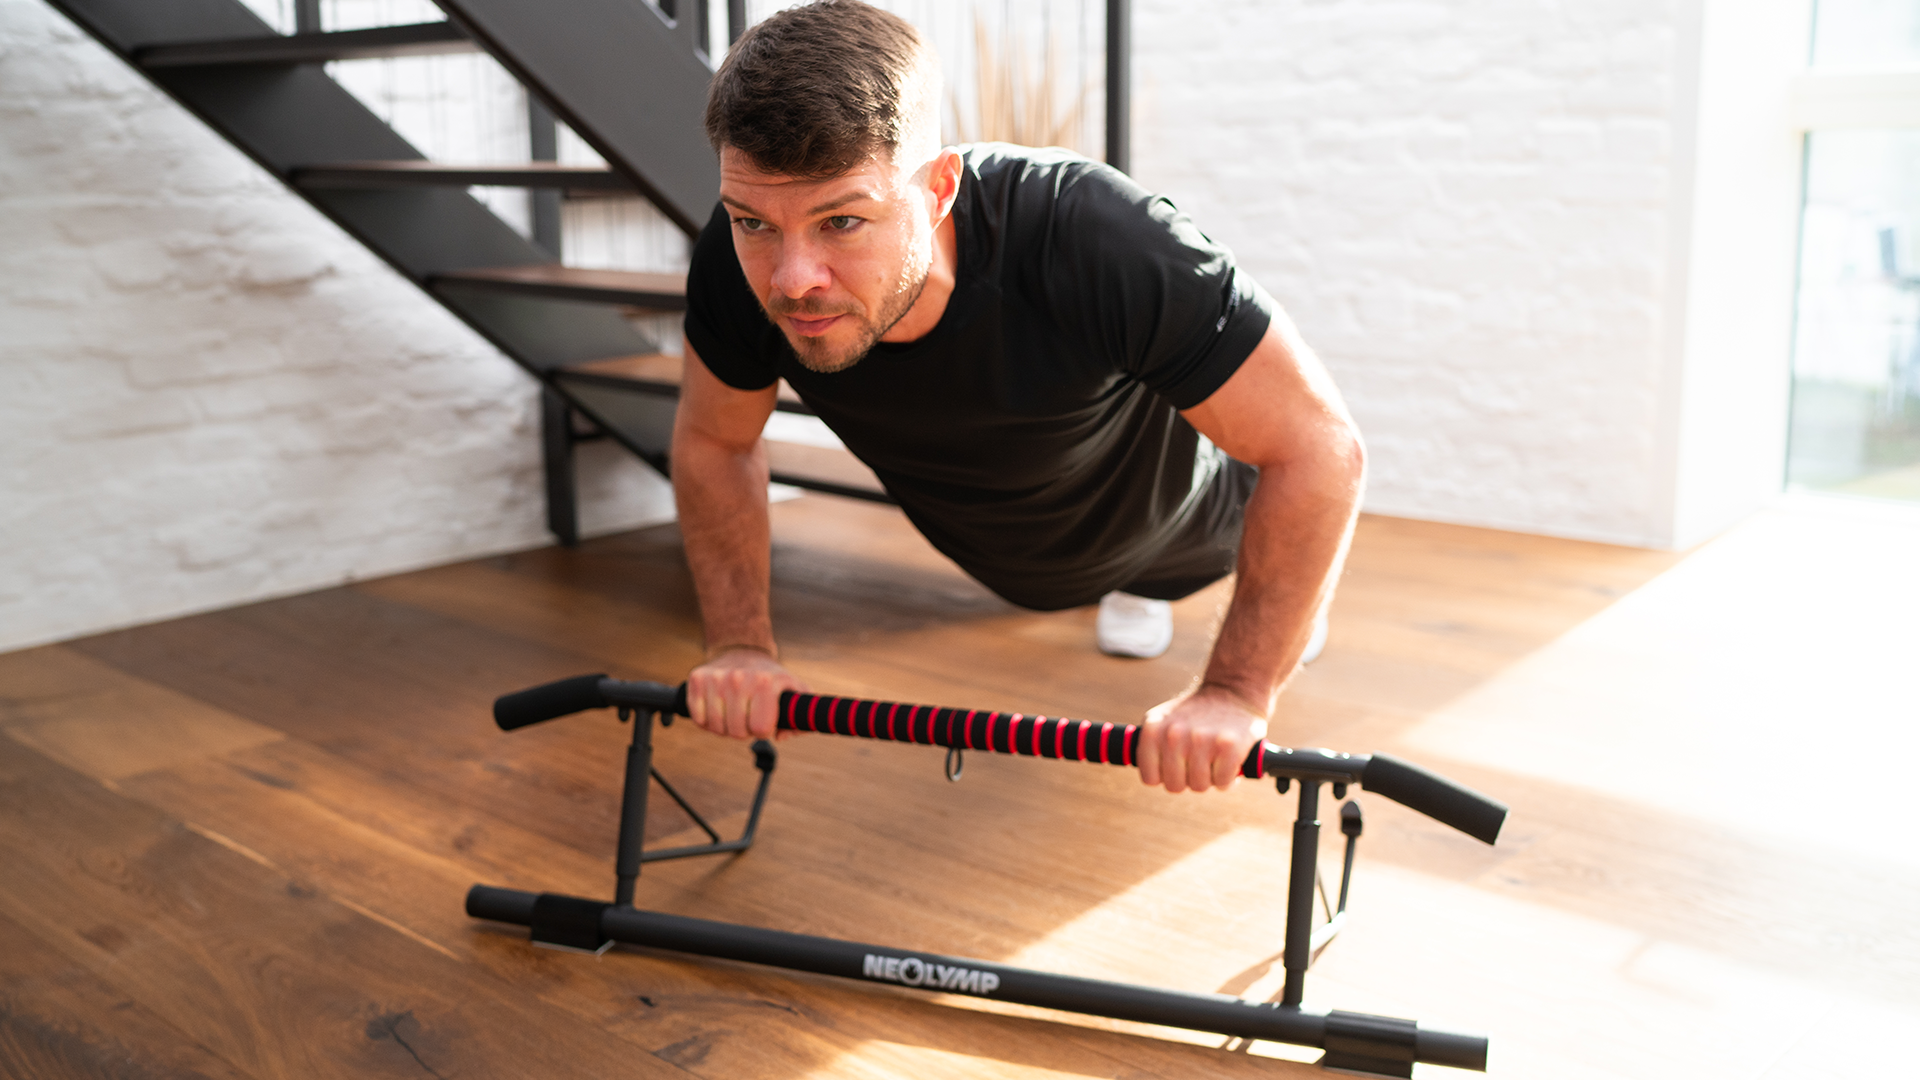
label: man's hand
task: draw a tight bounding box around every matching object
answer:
[686,648,807,740]
[1135,684,1269,793]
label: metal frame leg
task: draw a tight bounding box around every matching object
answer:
[541,386,580,547]
[612,709,656,906]
[1281,779,1322,1007]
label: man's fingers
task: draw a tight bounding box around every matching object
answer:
[1208,734,1241,791]
[1136,721,1163,786]
[1188,741,1215,792]
[699,680,726,734]
[1159,722,1191,794]
[749,681,782,738]
[725,670,756,739]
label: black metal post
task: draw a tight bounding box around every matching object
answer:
[658,0,707,59]
[727,0,746,44]
[527,96,562,259]
[292,0,321,34]
[540,387,580,547]
[1281,779,1321,1007]
[613,710,656,906]
[1105,0,1130,174]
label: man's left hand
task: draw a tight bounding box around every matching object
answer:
[1136,684,1269,793]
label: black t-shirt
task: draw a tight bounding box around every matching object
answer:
[684,144,1275,609]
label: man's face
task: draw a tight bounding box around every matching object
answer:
[719,146,937,373]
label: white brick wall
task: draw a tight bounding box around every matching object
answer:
[0,0,674,653]
[1133,0,1807,548]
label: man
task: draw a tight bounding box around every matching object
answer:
[672,0,1364,794]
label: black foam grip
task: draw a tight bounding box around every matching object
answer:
[494,673,610,730]
[1360,753,1507,845]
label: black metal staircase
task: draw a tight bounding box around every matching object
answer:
[48,0,1131,546]
[46,0,892,549]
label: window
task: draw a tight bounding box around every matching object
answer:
[1785,1,1920,500]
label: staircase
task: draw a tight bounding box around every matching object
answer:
[46,0,892,548]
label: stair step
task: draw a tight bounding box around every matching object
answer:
[561,354,814,414]
[137,22,476,68]
[433,265,686,309]
[295,161,633,193]
[555,355,885,501]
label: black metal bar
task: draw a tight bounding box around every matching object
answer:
[137,22,476,67]
[292,0,321,35]
[766,472,894,504]
[1337,799,1363,914]
[527,96,564,259]
[649,766,723,844]
[1105,0,1130,174]
[463,886,1488,1072]
[612,710,657,906]
[1281,779,1321,1007]
[727,0,746,44]
[540,387,580,547]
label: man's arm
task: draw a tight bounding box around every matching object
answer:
[1134,312,1366,793]
[672,337,806,739]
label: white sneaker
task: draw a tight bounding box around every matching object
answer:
[1096,591,1174,658]
[1301,610,1330,665]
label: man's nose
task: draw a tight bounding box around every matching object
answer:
[770,239,831,298]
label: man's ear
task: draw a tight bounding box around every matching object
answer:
[927,148,963,223]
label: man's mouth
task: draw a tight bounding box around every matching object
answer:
[785,313,845,337]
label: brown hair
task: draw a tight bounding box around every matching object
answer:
[704,0,934,179]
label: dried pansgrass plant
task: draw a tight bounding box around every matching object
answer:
[950,12,1090,153]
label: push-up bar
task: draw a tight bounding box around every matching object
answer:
[468,674,1509,1078]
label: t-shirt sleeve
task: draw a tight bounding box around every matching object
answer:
[1046,167,1275,410]
[682,201,783,391]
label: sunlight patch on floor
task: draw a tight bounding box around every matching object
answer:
[1399,499,1920,866]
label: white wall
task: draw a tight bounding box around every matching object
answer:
[1133,0,1811,549]
[1663,0,1811,548]
[0,0,675,654]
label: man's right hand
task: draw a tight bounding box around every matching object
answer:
[686,648,806,740]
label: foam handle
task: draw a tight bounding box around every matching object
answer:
[1360,753,1508,845]
[494,673,611,730]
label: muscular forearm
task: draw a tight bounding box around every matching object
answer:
[1203,437,1364,716]
[672,426,777,655]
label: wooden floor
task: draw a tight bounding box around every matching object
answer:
[3,494,1916,1078]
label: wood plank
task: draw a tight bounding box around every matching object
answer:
[0,735,692,1080]
[432,265,686,309]
[294,161,632,192]
[0,909,253,1080]
[562,352,808,409]
[0,646,282,781]
[136,22,476,68]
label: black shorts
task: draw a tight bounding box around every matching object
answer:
[975,458,1256,611]
[1117,458,1258,602]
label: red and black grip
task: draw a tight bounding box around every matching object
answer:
[775,691,1174,770]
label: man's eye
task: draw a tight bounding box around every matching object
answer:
[825,215,860,231]
[732,217,766,232]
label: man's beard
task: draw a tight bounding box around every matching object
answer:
[764,260,931,375]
